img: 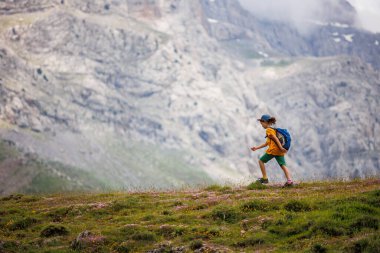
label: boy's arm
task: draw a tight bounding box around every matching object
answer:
[251,142,268,151]
[268,134,287,152]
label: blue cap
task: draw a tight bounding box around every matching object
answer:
[258,114,271,122]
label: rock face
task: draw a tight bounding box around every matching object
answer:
[0,0,379,192]
[204,0,380,68]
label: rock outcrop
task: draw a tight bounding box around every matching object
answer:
[0,0,379,192]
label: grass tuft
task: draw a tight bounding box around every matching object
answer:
[284,200,312,212]
[347,234,380,253]
[189,240,203,250]
[311,220,346,236]
[247,182,267,190]
[210,206,241,223]
[241,199,279,212]
[131,231,156,241]
[233,237,265,247]
[349,216,379,233]
[9,217,38,231]
[311,243,328,253]
[40,225,69,237]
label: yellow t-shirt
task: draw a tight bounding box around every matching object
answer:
[265,128,286,156]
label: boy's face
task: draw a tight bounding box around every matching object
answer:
[260,121,269,129]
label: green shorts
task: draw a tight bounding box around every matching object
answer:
[260,153,286,166]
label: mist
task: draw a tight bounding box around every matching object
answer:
[349,0,380,33]
[238,0,380,34]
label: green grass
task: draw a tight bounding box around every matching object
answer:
[0,140,110,194]
[0,179,379,252]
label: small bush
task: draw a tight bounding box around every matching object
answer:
[10,217,38,230]
[269,223,311,237]
[241,200,278,212]
[349,216,379,233]
[371,189,380,197]
[122,225,142,236]
[194,204,208,210]
[362,190,380,208]
[40,225,69,237]
[111,198,139,212]
[206,227,221,237]
[172,201,183,206]
[311,221,346,236]
[262,220,273,229]
[113,242,134,253]
[190,240,203,250]
[162,210,172,215]
[20,196,40,202]
[311,243,328,253]
[234,237,265,247]
[350,239,369,253]
[131,231,156,241]
[0,240,19,251]
[247,182,267,190]
[111,202,129,212]
[284,200,312,212]
[47,207,74,222]
[157,225,185,239]
[0,208,19,216]
[334,203,377,218]
[1,194,23,201]
[210,206,240,223]
[347,234,380,253]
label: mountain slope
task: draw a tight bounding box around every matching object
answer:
[0,0,379,192]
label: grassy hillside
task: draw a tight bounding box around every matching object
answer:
[0,136,218,194]
[0,179,379,252]
[0,140,110,195]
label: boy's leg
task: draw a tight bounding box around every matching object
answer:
[275,156,292,181]
[280,165,292,181]
[259,153,274,179]
[259,160,268,179]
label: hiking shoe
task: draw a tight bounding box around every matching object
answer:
[256,178,269,184]
[283,180,294,187]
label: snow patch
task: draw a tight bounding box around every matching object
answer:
[332,32,339,36]
[263,69,278,79]
[329,101,351,112]
[308,20,350,29]
[330,22,350,28]
[333,38,341,43]
[375,40,379,46]
[207,18,218,24]
[258,51,268,58]
[343,34,354,42]
[307,20,327,26]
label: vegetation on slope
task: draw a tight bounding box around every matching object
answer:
[0,140,109,195]
[0,179,379,252]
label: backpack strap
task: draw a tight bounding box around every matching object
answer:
[265,127,277,138]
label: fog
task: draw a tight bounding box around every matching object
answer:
[238,0,380,34]
[349,0,380,33]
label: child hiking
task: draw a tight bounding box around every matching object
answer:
[251,114,294,187]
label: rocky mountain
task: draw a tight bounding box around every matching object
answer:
[0,0,379,193]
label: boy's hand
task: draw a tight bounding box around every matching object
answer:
[251,147,257,151]
[280,147,288,153]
